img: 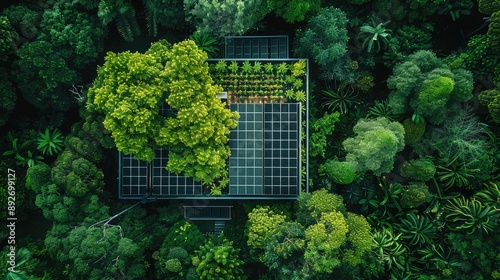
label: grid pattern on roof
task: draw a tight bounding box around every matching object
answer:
[229,104,264,195]
[228,103,300,196]
[151,148,203,196]
[263,103,299,196]
[225,36,289,59]
[120,154,148,197]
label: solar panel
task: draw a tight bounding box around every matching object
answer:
[151,148,203,196]
[228,103,300,196]
[120,153,148,197]
[229,104,264,195]
[119,103,301,198]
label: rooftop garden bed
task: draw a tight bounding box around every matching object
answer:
[208,59,307,104]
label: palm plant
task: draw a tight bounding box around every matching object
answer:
[97,0,140,42]
[3,132,31,158]
[358,18,392,52]
[3,247,33,280]
[443,196,500,234]
[373,228,407,271]
[190,31,219,58]
[435,153,479,189]
[395,213,437,247]
[473,181,500,208]
[37,128,64,156]
[415,244,461,275]
[3,132,43,167]
[321,82,361,114]
[367,100,401,121]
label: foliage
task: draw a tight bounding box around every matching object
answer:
[3,132,43,168]
[473,181,500,208]
[294,7,350,81]
[157,246,192,279]
[61,225,145,279]
[319,160,356,185]
[184,0,268,38]
[0,73,16,126]
[189,31,219,58]
[443,196,500,234]
[343,118,405,176]
[247,206,287,254]
[399,159,436,181]
[156,40,239,186]
[457,34,500,84]
[25,163,52,194]
[0,247,37,280]
[261,221,305,277]
[321,82,361,114]
[395,213,437,246]
[358,17,392,53]
[96,0,140,42]
[414,76,455,118]
[479,0,500,14]
[39,1,107,68]
[296,189,347,226]
[36,128,65,156]
[488,11,500,52]
[372,228,407,272]
[446,231,500,279]
[367,100,401,121]
[400,181,432,208]
[0,16,16,59]
[87,46,167,161]
[478,89,500,123]
[266,0,320,23]
[1,5,40,44]
[50,149,104,198]
[255,189,372,278]
[193,237,246,280]
[387,50,474,124]
[309,111,340,157]
[161,221,206,254]
[402,118,426,146]
[143,0,188,33]
[14,40,75,110]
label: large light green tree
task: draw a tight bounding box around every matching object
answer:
[88,39,238,190]
[343,118,405,176]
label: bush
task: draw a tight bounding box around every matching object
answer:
[319,160,356,185]
[399,159,436,181]
[400,182,432,209]
[343,118,405,176]
[402,118,426,146]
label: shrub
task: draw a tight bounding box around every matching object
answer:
[399,159,436,181]
[319,160,356,185]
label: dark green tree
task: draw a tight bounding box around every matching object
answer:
[184,0,269,38]
[387,50,474,124]
[14,40,75,110]
[294,7,350,81]
[266,0,320,23]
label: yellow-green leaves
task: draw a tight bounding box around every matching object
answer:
[160,40,239,185]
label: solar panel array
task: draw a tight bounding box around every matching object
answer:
[120,154,148,197]
[228,103,300,196]
[151,148,203,196]
[120,103,300,198]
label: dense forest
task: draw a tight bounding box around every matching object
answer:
[1,0,500,279]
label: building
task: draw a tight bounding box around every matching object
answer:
[118,36,309,233]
